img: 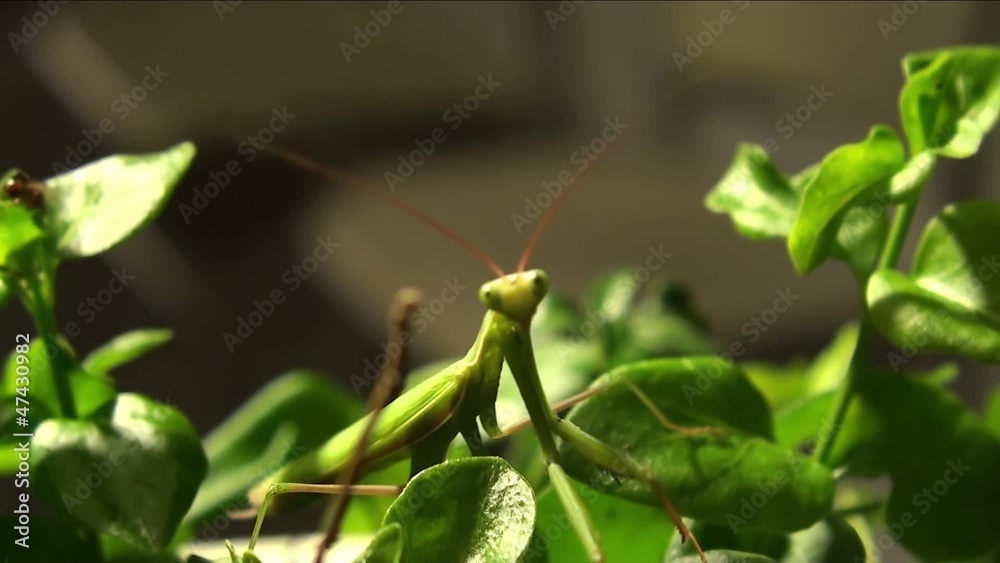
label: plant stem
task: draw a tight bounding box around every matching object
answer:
[876,201,917,271]
[812,201,917,464]
[17,251,77,419]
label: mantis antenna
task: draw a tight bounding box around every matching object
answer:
[268,146,506,279]
[517,74,718,273]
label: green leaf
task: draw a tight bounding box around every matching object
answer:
[868,201,1000,363]
[101,533,188,563]
[1,514,103,562]
[0,204,43,265]
[911,201,1000,313]
[705,143,799,240]
[560,358,835,533]
[832,205,889,281]
[899,46,1000,158]
[2,336,116,419]
[0,276,10,309]
[768,516,866,562]
[787,125,906,275]
[868,270,1000,363]
[45,142,196,257]
[379,457,535,562]
[83,329,173,375]
[673,551,777,563]
[773,390,838,451]
[531,480,670,563]
[34,393,208,550]
[987,387,1000,439]
[667,516,866,562]
[774,363,957,453]
[744,323,857,413]
[185,371,364,524]
[354,522,404,563]
[583,269,644,324]
[889,151,937,202]
[706,144,895,281]
[613,280,718,366]
[826,368,1000,560]
[742,360,811,411]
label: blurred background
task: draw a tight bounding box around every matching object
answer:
[0,2,997,560]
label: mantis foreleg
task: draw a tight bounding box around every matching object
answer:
[498,317,709,563]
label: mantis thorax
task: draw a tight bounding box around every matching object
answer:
[478,269,549,324]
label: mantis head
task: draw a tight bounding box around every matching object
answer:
[479,269,549,324]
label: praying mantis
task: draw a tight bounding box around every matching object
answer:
[223,135,713,563]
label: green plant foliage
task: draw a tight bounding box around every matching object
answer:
[868,201,1000,363]
[5,44,999,563]
[532,480,672,562]
[44,142,196,257]
[83,329,174,375]
[787,125,905,275]
[186,370,365,525]
[826,368,1000,559]
[0,204,43,264]
[353,523,404,563]
[745,323,858,412]
[666,516,865,562]
[987,387,1000,439]
[365,457,536,562]
[705,144,893,280]
[34,393,208,550]
[899,47,1000,158]
[2,336,116,420]
[560,358,835,533]
[2,515,103,562]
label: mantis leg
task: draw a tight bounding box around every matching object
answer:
[547,463,603,563]
[493,380,724,440]
[246,483,403,552]
[490,378,712,562]
[552,418,708,563]
[499,324,608,563]
[621,380,726,438]
[313,288,423,563]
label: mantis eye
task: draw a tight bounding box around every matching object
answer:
[479,285,498,309]
[529,271,549,299]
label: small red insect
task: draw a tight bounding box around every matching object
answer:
[3,171,46,209]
